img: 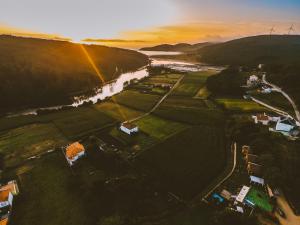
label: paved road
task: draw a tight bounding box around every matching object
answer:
[275,194,300,225]
[250,96,290,117]
[201,142,237,203]
[128,75,185,123]
[262,74,300,124]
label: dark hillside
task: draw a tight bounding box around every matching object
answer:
[0,35,148,112]
[198,35,300,65]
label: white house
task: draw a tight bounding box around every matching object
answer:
[235,186,250,204]
[120,122,138,135]
[65,142,85,166]
[275,117,296,133]
[261,86,272,94]
[247,75,259,87]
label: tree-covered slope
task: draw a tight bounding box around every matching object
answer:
[198,35,300,65]
[0,35,148,112]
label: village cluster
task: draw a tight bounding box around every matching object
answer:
[209,145,281,222]
[246,71,300,139]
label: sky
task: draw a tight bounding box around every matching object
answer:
[0,0,299,48]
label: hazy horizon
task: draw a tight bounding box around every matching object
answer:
[1,0,300,48]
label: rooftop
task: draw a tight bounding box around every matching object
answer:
[66,142,85,160]
[121,122,138,130]
[0,191,9,202]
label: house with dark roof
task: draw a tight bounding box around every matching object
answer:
[120,122,138,135]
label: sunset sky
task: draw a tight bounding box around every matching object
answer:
[1,0,299,48]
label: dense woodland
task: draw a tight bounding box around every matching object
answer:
[197,35,300,66]
[206,67,247,97]
[0,35,148,113]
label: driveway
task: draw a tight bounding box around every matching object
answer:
[275,195,300,225]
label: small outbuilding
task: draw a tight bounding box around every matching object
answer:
[120,122,138,135]
[250,176,265,186]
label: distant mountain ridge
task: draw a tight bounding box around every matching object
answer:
[140,42,213,52]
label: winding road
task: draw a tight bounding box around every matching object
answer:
[262,74,300,124]
[128,74,185,123]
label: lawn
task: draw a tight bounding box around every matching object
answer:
[135,126,226,200]
[245,187,273,212]
[93,101,144,121]
[113,90,161,112]
[9,152,91,225]
[0,123,67,168]
[215,98,268,113]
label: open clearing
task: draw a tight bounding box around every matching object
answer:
[0,123,67,167]
[135,126,226,200]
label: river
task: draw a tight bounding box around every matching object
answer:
[7,51,224,117]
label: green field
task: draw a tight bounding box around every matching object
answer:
[114,90,161,112]
[215,98,268,113]
[160,96,207,109]
[245,187,273,212]
[253,92,295,116]
[172,71,217,97]
[154,105,224,126]
[110,115,188,151]
[0,106,116,138]
[93,101,144,121]
[136,115,188,140]
[9,153,91,225]
[0,123,67,167]
[145,74,182,85]
[52,107,115,138]
[135,126,226,200]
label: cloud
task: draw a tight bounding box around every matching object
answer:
[82,38,148,43]
[0,23,71,41]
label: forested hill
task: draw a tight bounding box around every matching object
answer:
[0,35,148,112]
[197,35,300,65]
[140,42,212,52]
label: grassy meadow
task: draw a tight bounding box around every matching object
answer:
[215,98,268,113]
[135,126,226,200]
